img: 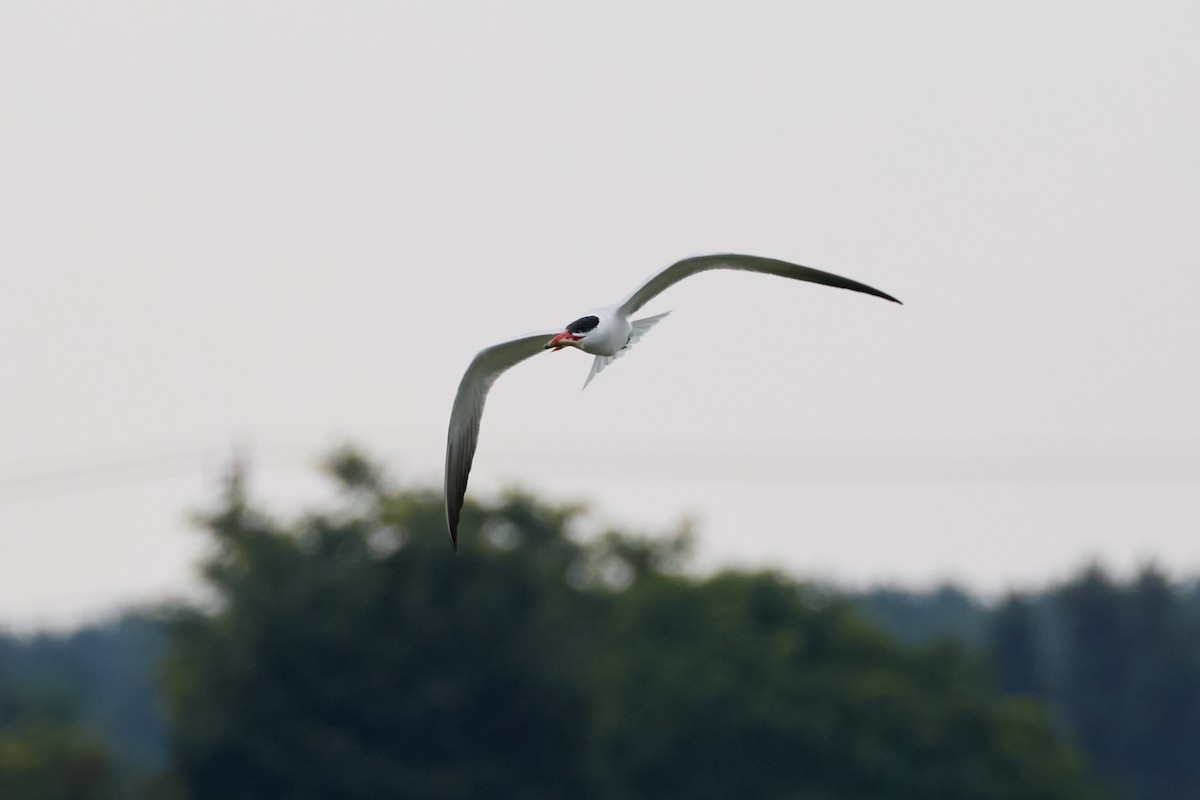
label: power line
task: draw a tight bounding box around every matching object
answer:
[2,442,1199,506]
[0,450,221,505]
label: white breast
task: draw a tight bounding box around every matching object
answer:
[578,308,631,357]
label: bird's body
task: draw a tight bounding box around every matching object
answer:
[444,253,901,550]
[569,308,631,357]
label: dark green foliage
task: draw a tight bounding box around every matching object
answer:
[27,447,1200,799]
[0,725,114,800]
[159,453,1107,800]
[1050,566,1200,800]
[165,472,594,800]
[977,566,1200,800]
[991,594,1043,696]
[1119,570,1200,797]
[857,569,1200,800]
[0,668,116,800]
[854,585,986,648]
[0,616,169,770]
[590,574,1100,800]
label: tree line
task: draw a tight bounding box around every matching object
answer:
[2,450,1197,798]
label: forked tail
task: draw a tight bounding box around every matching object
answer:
[583,311,672,390]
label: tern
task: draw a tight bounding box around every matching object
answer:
[445,253,900,550]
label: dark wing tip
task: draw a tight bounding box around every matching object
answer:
[846,280,902,305]
[841,277,901,305]
[447,506,461,552]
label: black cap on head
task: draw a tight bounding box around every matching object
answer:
[565,315,600,334]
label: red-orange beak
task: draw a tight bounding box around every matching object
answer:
[545,331,580,351]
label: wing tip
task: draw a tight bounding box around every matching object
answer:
[447,508,461,553]
[859,285,902,305]
[855,283,902,305]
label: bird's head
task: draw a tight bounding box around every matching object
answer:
[545,314,600,351]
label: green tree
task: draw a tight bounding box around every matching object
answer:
[0,669,114,800]
[990,593,1043,697]
[0,616,169,770]
[163,451,1109,800]
[589,572,1103,800]
[1119,568,1200,799]
[164,457,595,800]
[1054,566,1126,771]
[0,726,113,800]
[855,585,985,648]
[976,564,1200,800]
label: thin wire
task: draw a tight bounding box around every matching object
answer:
[0,450,219,504]
[1,441,1198,507]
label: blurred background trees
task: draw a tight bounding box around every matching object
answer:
[0,667,114,800]
[3,449,1199,798]
[158,450,1105,799]
[990,567,1200,800]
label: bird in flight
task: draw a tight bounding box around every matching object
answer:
[445,253,900,551]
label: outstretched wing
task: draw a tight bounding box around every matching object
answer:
[445,331,556,551]
[617,253,901,317]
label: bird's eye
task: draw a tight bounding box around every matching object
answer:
[565,315,600,334]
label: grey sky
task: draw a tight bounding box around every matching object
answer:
[2,2,1198,627]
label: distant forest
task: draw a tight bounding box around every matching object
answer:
[2,450,1198,799]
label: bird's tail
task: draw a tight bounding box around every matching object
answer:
[583,311,671,390]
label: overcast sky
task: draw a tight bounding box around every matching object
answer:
[2,2,1198,628]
